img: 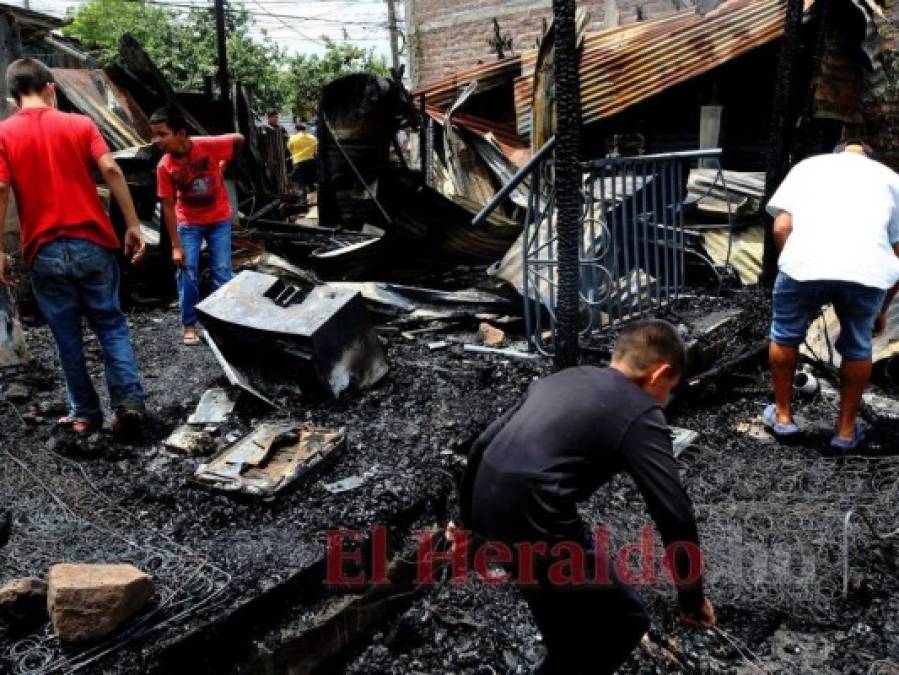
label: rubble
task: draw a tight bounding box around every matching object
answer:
[187,387,237,426]
[163,424,217,455]
[0,285,27,367]
[478,322,506,347]
[0,577,47,627]
[1,0,898,671]
[47,563,154,643]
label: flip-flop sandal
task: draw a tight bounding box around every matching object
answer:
[56,415,98,434]
[183,332,201,346]
[830,423,866,452]
[762,404,800,438]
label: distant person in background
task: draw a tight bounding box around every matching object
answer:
[0,58,147,435]
[150,106,244,347]
[287,121,317,209]
[263,110,287,139]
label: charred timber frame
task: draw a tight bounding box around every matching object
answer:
[552,0,582,370]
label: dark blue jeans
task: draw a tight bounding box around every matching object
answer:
[770,272,886,360]
[176,220,233,326]
[31,238,145,424]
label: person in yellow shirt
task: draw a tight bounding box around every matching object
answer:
[288,122,317,209]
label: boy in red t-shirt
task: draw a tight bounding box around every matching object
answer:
[150,107,244,346]
[0,59,147,435]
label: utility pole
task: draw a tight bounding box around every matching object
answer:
[552,0,581,370]
[386,0,401,72]
[214,0,230,104]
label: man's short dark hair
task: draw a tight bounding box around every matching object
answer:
[6,58,54,102]
[149,106,188,134]
[834,139,874,158]
[613,319,687,378]
[267,110,278,117]
[296,123,306,131]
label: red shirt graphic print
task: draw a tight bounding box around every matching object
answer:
[157,136,234,226]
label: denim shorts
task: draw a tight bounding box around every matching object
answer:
[770,272,886,360]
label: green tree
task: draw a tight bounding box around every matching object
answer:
[283,34,389,119]
[64,0,287,112]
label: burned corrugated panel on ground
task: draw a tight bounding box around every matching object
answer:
[193,424,346,498]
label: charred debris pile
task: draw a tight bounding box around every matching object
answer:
[2,1,899,673]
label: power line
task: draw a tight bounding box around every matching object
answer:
[142,1,398,29]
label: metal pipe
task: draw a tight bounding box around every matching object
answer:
[631,160,642,315]
[651,161,661,307]
[472,137,557,226]
[587,148,722,166]
[464,344,539,360]
[661,161,670,304]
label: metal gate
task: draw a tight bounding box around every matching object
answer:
[521,148,731,354]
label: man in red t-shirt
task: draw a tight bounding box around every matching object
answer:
[0,58,147,435]
[150,107,244,346]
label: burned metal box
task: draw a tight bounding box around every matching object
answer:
[196,271,388,398]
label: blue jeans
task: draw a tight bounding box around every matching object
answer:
[770,272,886,361]
[31,238,145,424]
[176,220,233,326]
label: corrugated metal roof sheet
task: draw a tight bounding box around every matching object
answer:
[412,56,521,110]
[52,69,150,150]
[514,0,815,137]
[425,105,530,167]
[0,2,67,34]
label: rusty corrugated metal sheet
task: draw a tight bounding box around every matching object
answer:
[52,68,150,150]
[425,105,530,167]
[515,12,668,138]
[412,56,521,110]
[513,0,814,137]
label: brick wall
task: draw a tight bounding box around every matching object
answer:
[405,0,683,86]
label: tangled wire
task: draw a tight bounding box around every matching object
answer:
[685,451,898,622]
[0,435,232,674]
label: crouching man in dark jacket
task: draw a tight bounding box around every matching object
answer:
[453,320,716,674]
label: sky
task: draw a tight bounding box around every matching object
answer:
[17,0,400,59]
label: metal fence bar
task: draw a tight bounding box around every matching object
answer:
[521,148,720,354]
[631,161,642,317]
[677,158,686,295]
[660,161,671,305]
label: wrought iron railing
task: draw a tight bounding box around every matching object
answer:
[475,145,734,355]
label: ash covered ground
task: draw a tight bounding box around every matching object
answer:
[1,284,898,675]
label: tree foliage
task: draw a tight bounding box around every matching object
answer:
[283,34,390,119]
[64,0,287,111]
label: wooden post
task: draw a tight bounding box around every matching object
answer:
[0,11,22,120]
[761,0,803,287]
[214,0,230,105]
[552,0,581,369]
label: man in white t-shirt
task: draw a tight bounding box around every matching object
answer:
[764,140,899,451]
